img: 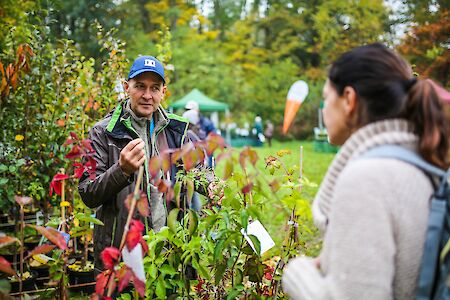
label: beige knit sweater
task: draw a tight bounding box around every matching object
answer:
[282,119,433,300]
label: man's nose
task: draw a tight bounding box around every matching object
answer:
[143,88,153,99]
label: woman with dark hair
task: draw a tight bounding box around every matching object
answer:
[282,43,449,300]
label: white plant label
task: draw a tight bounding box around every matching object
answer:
[241,220,275,255]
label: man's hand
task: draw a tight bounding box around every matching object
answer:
[119,138,146,176]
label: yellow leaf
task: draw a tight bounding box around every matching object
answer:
[15,135,24,141]
[60,201,70,207]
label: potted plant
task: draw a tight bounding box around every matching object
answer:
[67,211,102,294]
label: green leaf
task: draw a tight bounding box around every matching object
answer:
[192,259,209,279]
[223,159,233,179]
[173,181,181,208]
[214,239,225,262]
[167,208,180,234]
[8,166,16,173]
[16,159,26,167]
[186,178,194,204]
[234,268,243,286]
[148,263,158,279]
[0,165,8,172]
[240,210,249,230]
[160,264,177,276]
[0,279,11,294]
[155,276,166,299]
[226,289,241,300]
[0,178,8,185]
[214,263,227,285]
[248,234,261,256]
[187,209,198,237]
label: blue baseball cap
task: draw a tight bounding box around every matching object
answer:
[127,56,165,83]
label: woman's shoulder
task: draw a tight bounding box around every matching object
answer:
[336,157,433,205]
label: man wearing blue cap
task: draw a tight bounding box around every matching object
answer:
[78,56,215,273]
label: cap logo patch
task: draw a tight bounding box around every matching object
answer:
[144,59,156,67]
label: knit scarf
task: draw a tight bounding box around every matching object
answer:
[312,119,418,232]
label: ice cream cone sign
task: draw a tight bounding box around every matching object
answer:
[283,80,309,134]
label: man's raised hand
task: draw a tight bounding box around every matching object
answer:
[119,138,146,176]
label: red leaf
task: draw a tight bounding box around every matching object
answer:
[216,151,232,164]
[70,132,79,140]
[181,146,199,171]
[205,133,226,155]
[160,151,172,173]
[30,225,67,250]
[73,163,85,179]
[136,193,149,217]
[148,156,161,179]
[139,239,148,256]
[248,148,258,166]
[14,195,32,206]
[165,188,174,203]
[81,139,94,153]
[89,293,100,300]
[195,147,205,164]
[63,136,75,146]
[239,147,258,169]
[170,149,182,165]
[101,247,121,270]
[0,256,16,276]
[126,220,144,251]
[65,145,83,159]
[95,271,109,296]
[156,179,171,193]
[27,244,55,257]
[124,194,133,212]
[0,236,19,248]
[117,265,132,292]
[241,183,253,194]
[86,157,97,179]
[49,173,69,196]
[52,173,69,181]
[133,275,146,298]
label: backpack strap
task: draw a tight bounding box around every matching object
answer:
[361,144,450,300]
[361,144,446,177]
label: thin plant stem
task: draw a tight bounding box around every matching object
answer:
[106,166,144,298]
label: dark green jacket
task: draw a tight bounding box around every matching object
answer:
[78,101,193,270]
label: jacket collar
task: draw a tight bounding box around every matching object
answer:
[105,100,170,139]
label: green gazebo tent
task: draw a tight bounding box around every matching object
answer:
[169,88,229,112]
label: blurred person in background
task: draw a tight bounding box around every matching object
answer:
[183,100,216,167]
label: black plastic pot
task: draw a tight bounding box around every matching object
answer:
[24,236,41,250]
[10,271,38,293]
[0,213,9,223]
[68,266,95,294]
[30,264,50,288]
[0,222,16,233]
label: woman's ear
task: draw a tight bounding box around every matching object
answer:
[342,86,357,117]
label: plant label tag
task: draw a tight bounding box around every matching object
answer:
[241,220,275,255]
[36,211,43,226]
[122,244,146,283]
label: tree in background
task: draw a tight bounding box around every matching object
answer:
[397,6,449,86]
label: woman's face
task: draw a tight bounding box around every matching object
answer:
[322,79,353,145]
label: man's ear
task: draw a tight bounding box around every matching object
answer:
[342,86,357,117]
[161,85,167,98]
[123,80,130,93]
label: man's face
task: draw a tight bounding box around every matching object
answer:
[124,72,166,118]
